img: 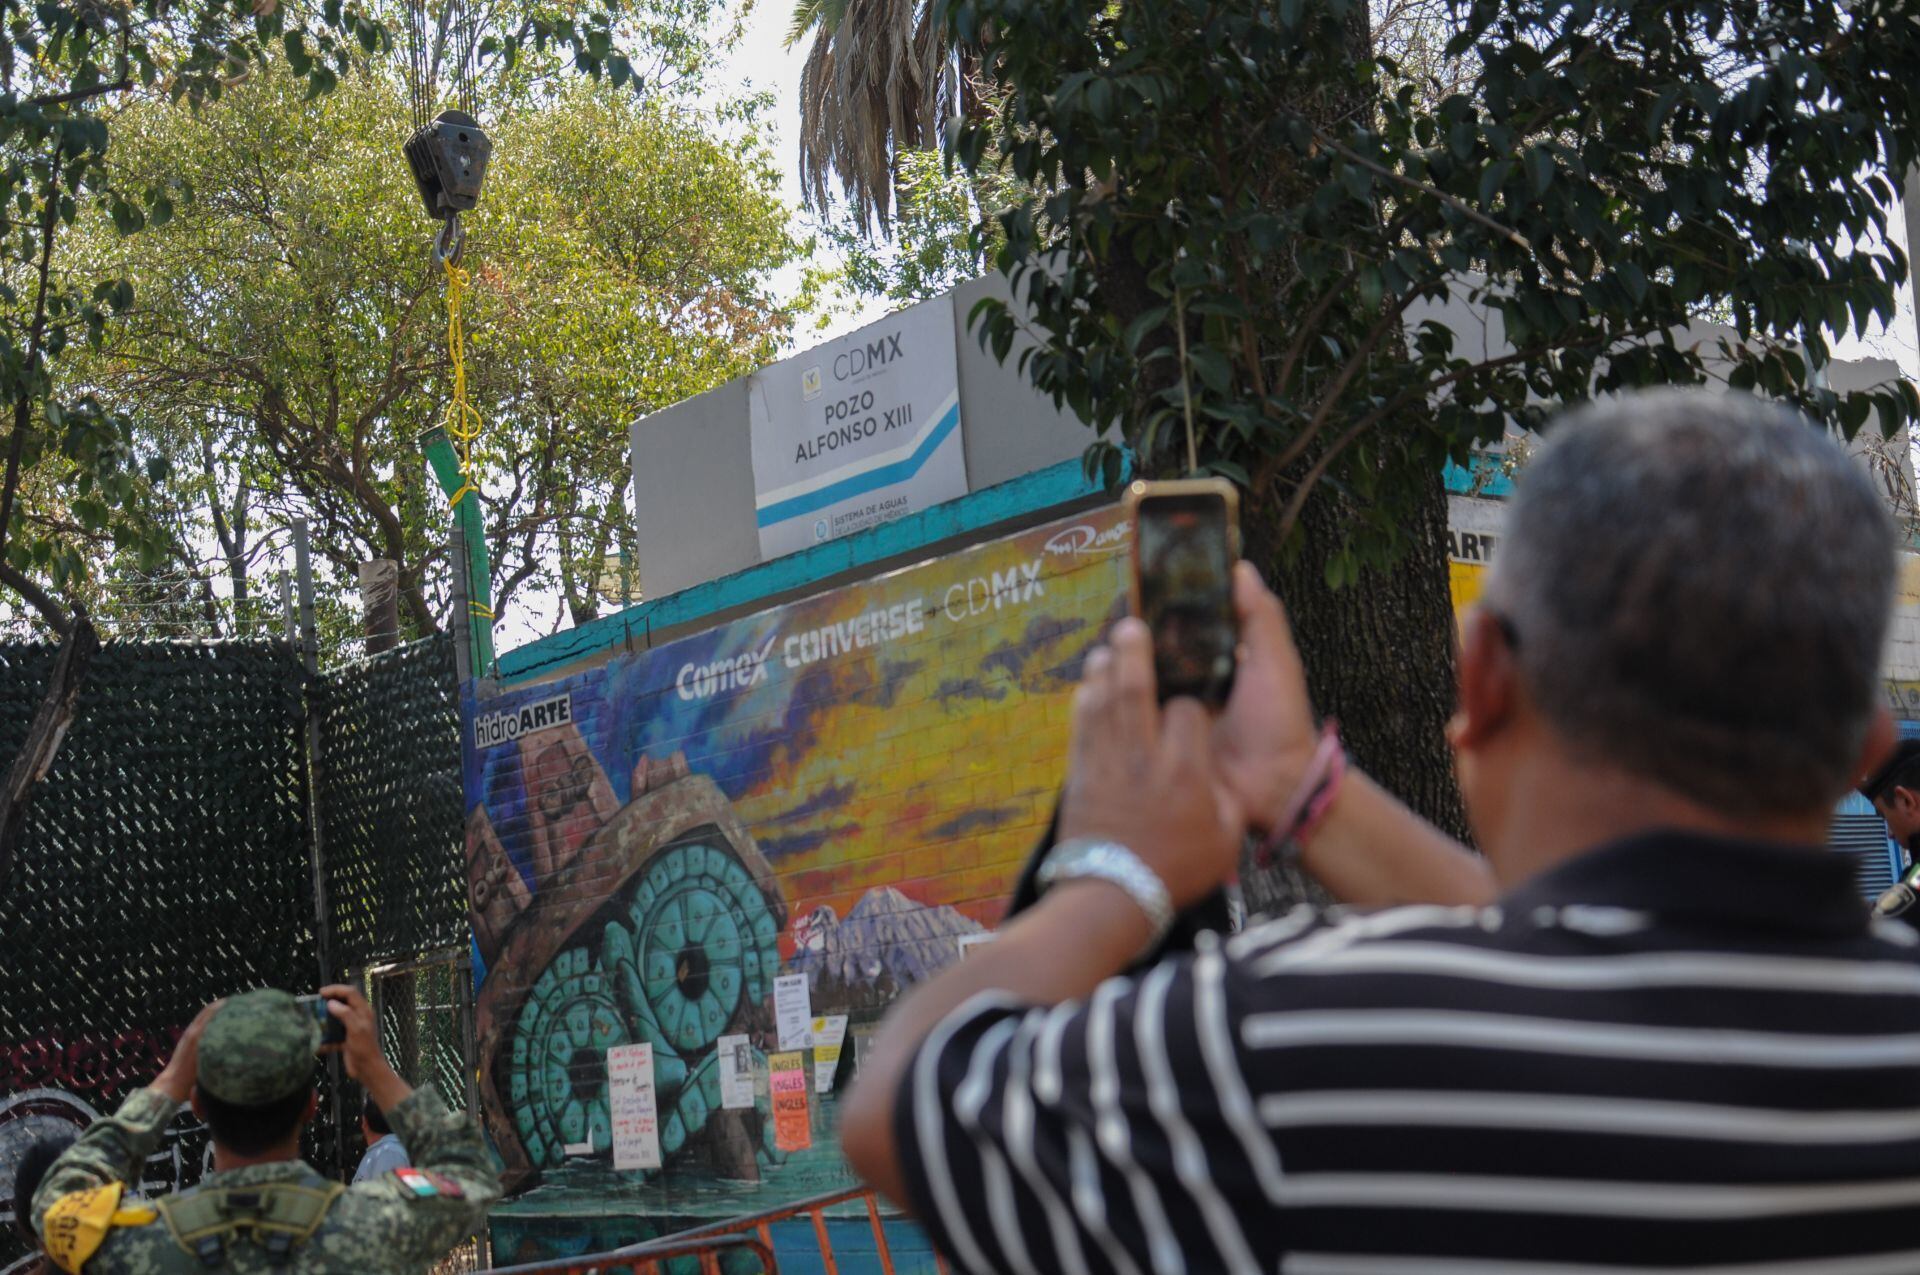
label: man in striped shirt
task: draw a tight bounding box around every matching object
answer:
[840,390,1920,1273]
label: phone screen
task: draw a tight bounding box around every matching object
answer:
[1135,491,1237,705]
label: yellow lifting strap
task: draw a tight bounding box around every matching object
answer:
[442,253,484,484]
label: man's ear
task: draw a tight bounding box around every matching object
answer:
[189,1089,205,1121]
[1450,607,1518,752]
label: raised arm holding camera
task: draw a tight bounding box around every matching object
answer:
[31,985,498,1274]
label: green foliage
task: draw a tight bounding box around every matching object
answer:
[823,149,1019,305]
[33,66,808,644]
[946,0,1920,572]
[0,0,712,632]
[786,0,956,229]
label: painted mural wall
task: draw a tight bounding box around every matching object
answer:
[469,490,1655,1263]
[462,504,1134,1256]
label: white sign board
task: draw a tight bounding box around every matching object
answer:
[774,973,813,1052]
[717,1033,757,1110]
[606,1043,662,1171]
[810,1014,849,1094]
[956,932,996,960]
[1446,493,1506,565]
[748,297,967,558]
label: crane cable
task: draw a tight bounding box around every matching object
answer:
[403,0,487,493]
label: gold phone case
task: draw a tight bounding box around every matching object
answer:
[1122,478,1242,619]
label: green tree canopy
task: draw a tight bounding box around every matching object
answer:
[25,67,809,647]
[951,0,1919,574]
[0,0,716,635]
[907,0,1920,844]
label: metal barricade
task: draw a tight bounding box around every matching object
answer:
[475,1233,775,1275]
[477,1185,950,1275]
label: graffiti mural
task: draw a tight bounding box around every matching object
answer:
[462,505,1134,1237]
[0,1029,210,1270]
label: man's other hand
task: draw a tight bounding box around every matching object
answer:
[152,1000,223,1103]
[1215,562,1321,834]
[323,983,415,1115]
[1058,616,1244,909]
[318,986,386,1080]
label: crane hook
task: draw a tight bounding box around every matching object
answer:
[433,214,465,269]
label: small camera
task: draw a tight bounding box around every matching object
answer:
[295,994,347,1047]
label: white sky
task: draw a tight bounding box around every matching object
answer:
[488,0,879,648]
[715,0,893,343]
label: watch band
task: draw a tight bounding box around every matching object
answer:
[1036,838,1175,952]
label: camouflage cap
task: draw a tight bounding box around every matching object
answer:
[197,989,318,1105]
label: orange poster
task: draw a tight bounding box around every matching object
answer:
[769,1052,811,1152]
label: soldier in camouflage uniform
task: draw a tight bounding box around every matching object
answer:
[30,985,499,1273]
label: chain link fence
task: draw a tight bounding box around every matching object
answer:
[372,956,475,1118]
[0,633,472,1271]
[317,635,468,976]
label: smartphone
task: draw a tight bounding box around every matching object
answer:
[1124,479,1241,707]
[296,993,348,1047]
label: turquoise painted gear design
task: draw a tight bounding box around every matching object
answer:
[508,946,627,1168]
[598,839,784,1159]
[605,839,783,1055]
[477,772,791,1190]
[504,837,784,1173]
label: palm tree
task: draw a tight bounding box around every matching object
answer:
[788,0,959,233]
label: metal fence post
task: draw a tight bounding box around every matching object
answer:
[293,517,348,1175]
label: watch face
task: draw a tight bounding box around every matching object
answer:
[1041,839,1109,880]
[1877,882,1917,917]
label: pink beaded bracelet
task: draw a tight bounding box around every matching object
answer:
[1255,720,1346,868]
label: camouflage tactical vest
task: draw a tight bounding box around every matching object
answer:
[153,1177,345,1268]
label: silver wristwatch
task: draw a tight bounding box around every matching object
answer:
[1036,838,1175,952]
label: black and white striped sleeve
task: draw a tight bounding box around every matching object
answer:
[891,931,1288,1275]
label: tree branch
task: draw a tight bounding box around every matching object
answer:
[1271,265,1361,401]
[1256,289,1420,494]
[0,143,65,567]
[0,560,69,634]
[1316,130,1531,251]
[25,78,132,108]
[1270,329,1631,540]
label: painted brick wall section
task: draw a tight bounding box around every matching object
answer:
[463,505,1131,1241]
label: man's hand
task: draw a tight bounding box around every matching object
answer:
[1057,617,1243,909]
[1214,562,1320,834]
[321,984,414,1116]
[152,1001,223,1103]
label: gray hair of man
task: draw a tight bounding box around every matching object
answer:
[1482,389,1897,816]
